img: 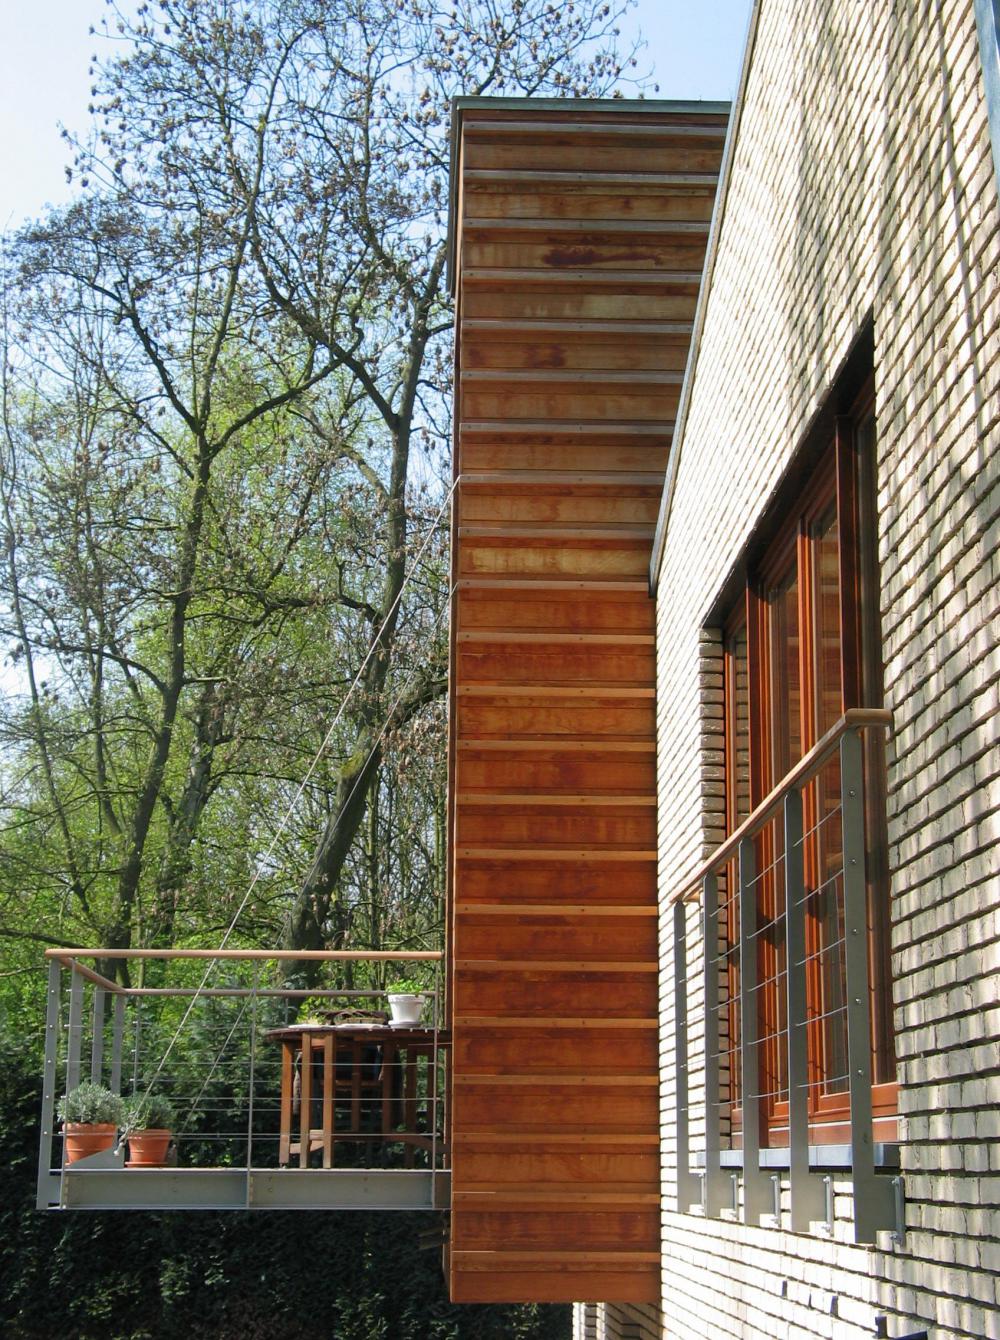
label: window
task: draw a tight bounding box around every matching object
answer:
[974,0,1000,193]
[721,379,895,1147]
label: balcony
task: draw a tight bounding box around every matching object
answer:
[37,949,449,1213]
[671,709,903,1243]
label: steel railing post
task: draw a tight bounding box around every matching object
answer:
[784,787,826,1230]
[674,900,699,1212]
[37,960,62,1208]
[131,997,143,1096]
[702,870,726,1216]
[431,966,444,1208]
[246,961,259,1202]
[739,836,771,1223]
[66,967,84,1096]
[840,727,893,1241]
[91,988,106,1083]
[110,994,125,1094]
[431,967,440,1171]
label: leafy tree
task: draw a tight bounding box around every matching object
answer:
[1,0,634,982]
[0,3,638,1332]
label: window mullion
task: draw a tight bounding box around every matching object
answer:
[835,416,862,711]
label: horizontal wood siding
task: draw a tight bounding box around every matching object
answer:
[447,101,726,1305]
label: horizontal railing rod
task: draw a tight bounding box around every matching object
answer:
[46,949,442,962]
[118,988,412,999]
[670,708,891,904]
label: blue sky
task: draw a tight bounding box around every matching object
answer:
[1,0,751,230]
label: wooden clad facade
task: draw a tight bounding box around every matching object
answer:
[446,99,728,1305]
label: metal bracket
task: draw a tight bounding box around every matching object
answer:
[891,1175,906,1246]
[673,900,701,1213]
[768,1173,781,1226]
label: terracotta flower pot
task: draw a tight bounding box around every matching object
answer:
[63,1123,118,1165]
[126,1128,172,1168]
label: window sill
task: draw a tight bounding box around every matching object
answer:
[692,1144,900,1172]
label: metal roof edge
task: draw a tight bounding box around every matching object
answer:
[450,94,731,114]
[648,1,762,595]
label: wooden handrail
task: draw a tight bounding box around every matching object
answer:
[45,948,443,962]
[50,955,124,994]
[669,707,892,906]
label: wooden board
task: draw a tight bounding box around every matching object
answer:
[447,100,727,1306]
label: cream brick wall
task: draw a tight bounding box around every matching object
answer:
[642,0,1000,1338]
[574,1302,661,1340]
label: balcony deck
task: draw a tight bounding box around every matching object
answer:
[38,950,448,1216]
[47,1162,446,1212]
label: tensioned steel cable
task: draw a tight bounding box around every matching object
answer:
[140,478,458,1097]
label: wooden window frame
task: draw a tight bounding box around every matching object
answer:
[722,379,896,1146]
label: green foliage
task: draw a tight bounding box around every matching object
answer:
[122,1092,176,1133]
[0,0,632,1331]
[0,1052,570,1340]
[1,0,634,978]
[56,1082,125,1127]
[388,979,430,998]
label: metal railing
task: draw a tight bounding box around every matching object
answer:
[671,709,900,1243]
[38,949,448,1213]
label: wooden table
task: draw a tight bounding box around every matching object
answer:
[264,1024,448,1169]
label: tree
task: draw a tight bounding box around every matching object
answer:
[1,0,635,978]
[1,241,364,972]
